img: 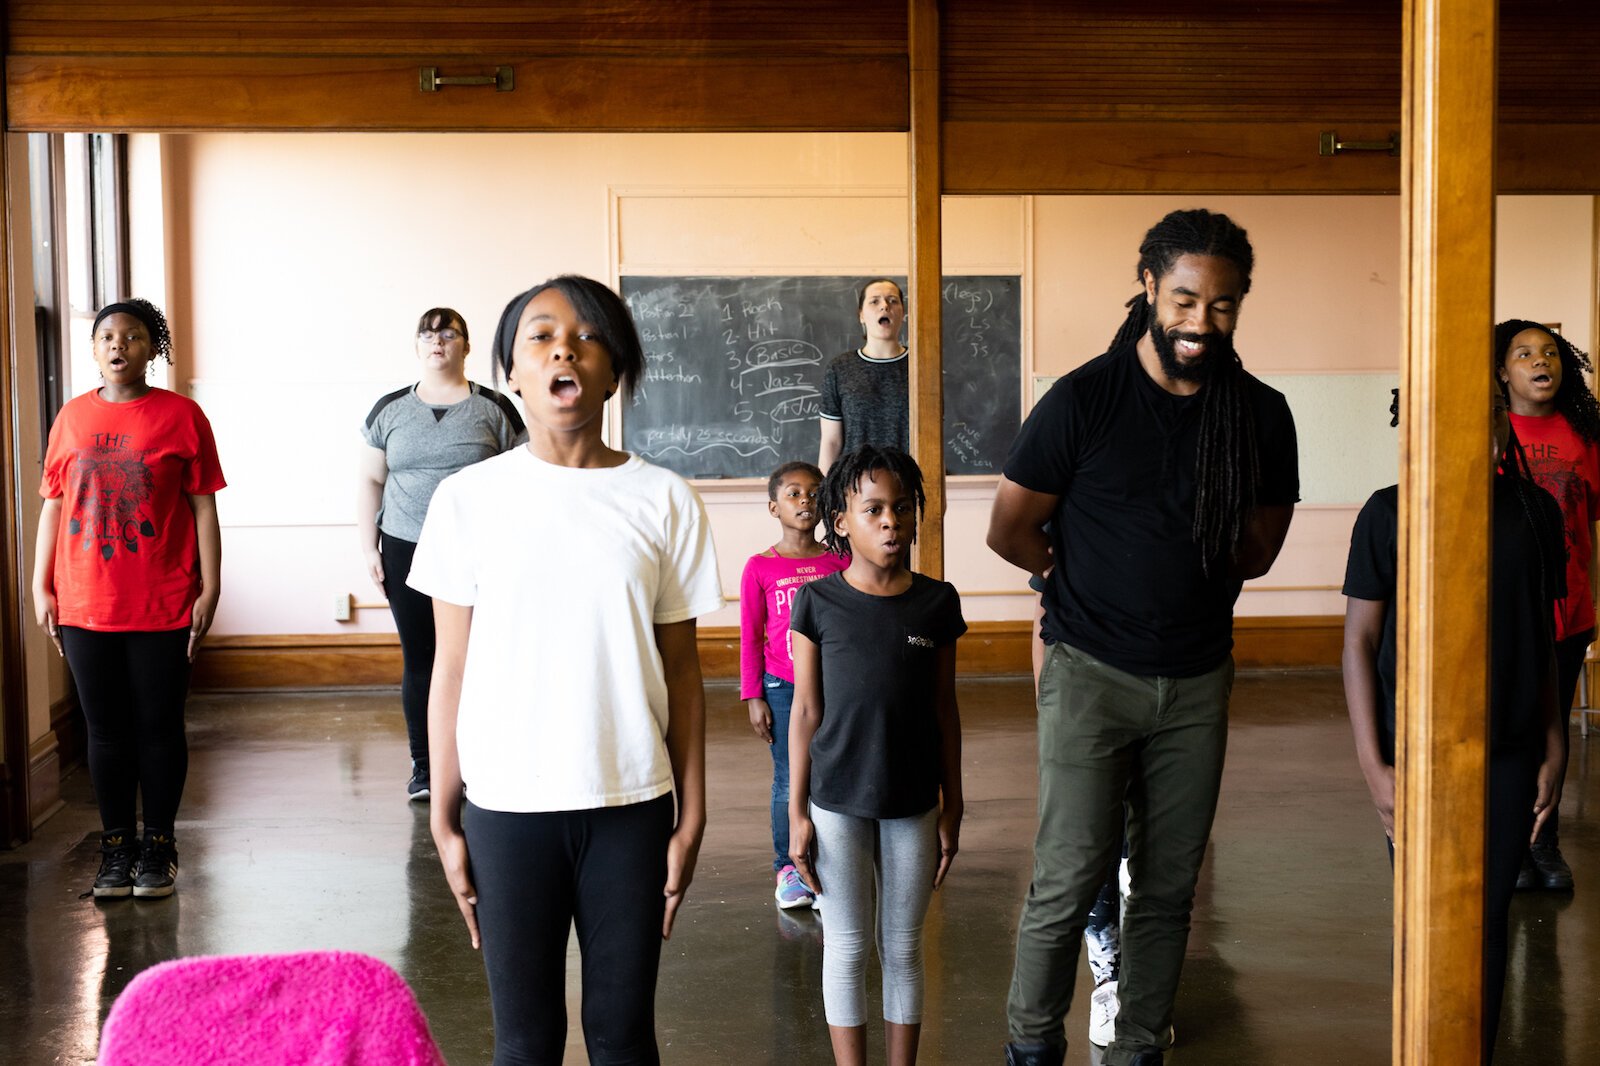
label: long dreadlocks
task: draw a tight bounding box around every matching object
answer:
[1106,209,1260,573]
[1493,318,1600,445]
[818,445,926,558]
[1501,423,1567,625]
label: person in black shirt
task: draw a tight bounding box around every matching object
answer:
[1343,385,1566,1058]
[817,279,909,472]
[789,446,965,1066]
[989,209,1300,1066]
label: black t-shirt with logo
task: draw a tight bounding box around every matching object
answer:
[790,571,966,819]
[1004,343,1300,678]
[1342,476,1564,763]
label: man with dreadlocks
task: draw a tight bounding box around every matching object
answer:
[988,209,1299,1066]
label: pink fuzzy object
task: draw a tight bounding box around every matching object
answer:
[98,950,447,1066]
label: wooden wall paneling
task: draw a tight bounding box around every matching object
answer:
[1498,0,1600,126]
[1496,2,1600,192]
[6,2,909,59]
[188,618,1346,690]
[941,1,1401,124]
[5,56,909,133]
[0,93,28,845]
[938,0,1600,195]
[4,1,911,133]
[940,0,1402,194]
[943,120,1403,195]
[188,634,405,691]
[1396,0,1496,1060]
[908,0,943,578]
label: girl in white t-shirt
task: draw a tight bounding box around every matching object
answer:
[407,275,723,1066]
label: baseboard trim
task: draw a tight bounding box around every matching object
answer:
[28,729,63,829]
[191,633,405,690]
[191,617,1342,691]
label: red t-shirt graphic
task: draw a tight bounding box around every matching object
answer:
[41,388,226,631]
[1510,410,1600,641]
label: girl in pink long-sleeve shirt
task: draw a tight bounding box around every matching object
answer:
[741,461,847,909]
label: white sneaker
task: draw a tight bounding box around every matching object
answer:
[1089,980,1119,1047]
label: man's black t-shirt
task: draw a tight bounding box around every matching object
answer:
[1004,343,1300,678]
[1342,476,1564,763]
[790,571,966,819]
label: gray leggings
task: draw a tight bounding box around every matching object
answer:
[810,803,939,1027]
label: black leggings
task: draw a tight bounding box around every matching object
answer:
[464,795,674,1066]
[1537,628,1592,843]
[1382,749,1538,1059]
[380,532,433,764]
[60,626,191,834]
[1485,749,1540,1057]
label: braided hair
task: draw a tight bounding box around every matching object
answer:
[1107,209,1259,573]
[817,445,925,558]
[1500,424,1567,626]
[1493,319,1600,444]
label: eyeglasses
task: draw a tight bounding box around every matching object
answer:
[418,329,462,342]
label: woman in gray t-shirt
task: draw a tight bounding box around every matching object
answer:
[817,278,909,473]
[356,307,525,802]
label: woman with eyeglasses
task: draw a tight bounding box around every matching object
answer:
[358,308,526,802]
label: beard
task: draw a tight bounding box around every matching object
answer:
[1150,322,1237,383]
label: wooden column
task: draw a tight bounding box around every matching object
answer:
[908,0,943,577]
[1396,0,1497,1061]
[0,53,31,846]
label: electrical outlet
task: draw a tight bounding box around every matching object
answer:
[333,593,352,622]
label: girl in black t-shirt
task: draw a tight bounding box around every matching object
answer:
[788,445,965,1066]
[1342,385,1566,1058]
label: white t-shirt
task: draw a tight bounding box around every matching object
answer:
[407,448,724,813]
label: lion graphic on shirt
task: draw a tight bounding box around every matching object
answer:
[68,444,157,561]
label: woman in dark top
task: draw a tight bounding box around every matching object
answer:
[817,279,909,473]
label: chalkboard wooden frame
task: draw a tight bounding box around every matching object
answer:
[620,274,1022,481]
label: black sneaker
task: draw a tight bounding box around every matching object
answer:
[133,831,178,898]
[1530,842,1575,891]
[93,829,138,898]
[1515,853,1538,891]
[407,762,430,803]
[1003,1043,1064,1066]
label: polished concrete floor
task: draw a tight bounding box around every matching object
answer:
[3,672,1598,1065]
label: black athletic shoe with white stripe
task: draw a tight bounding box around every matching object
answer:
[133,831,178,898]
[93,829,138,898]
[407,762,431,803]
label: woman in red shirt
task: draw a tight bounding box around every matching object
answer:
[31,298,225,900]
[1495,318,1600,891]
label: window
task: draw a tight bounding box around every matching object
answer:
[29,132,130,417]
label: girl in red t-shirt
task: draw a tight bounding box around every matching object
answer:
[1495,317,1600,891]
[31,299,225,900]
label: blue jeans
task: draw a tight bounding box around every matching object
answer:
[764,674,794,872]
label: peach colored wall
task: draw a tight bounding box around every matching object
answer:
[158,133,1597,635]
[1032,195,1404,378]
[1495,196,1596,353]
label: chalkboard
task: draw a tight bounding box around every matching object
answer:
[621,275,1022,479]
